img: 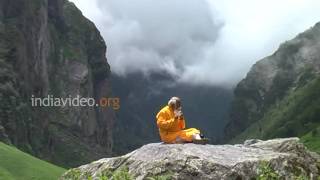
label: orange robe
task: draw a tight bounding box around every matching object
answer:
[156,105,200,143]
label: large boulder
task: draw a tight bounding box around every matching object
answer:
[61,138,320,180]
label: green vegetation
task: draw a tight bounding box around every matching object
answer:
[0,142,65,180]
[111,167,133,180]
[301,127,320,154]
[256,161,310,180]
[63,166,174,180]
[64,167,133,180]
[257,161,280,180]
[45,123,98,168]
[62,168,81,180]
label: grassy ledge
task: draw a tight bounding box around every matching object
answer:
[0,142,66,180]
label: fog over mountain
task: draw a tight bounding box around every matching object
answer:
[69,0,320,87]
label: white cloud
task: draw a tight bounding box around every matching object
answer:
[69,0,320,87]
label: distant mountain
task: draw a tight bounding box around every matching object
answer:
[0,0,114,167]
[111,72,233,155]
[224,22,320,153]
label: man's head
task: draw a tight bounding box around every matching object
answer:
[168,97,182,110]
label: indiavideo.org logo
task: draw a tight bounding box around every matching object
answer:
[31,95,120,110]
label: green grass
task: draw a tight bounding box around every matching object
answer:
[0,142,66,180]
[257,161,280,180]
[301,127,320,154]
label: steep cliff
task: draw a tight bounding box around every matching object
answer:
[0,0,114,167]
[61,138,320,179]
[224,22,320,150]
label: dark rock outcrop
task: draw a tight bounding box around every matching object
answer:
[0,0,114,167]
[61,138,320,179]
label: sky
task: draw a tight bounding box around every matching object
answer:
[69,0,320,87]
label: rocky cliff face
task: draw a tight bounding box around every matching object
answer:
[0,0,114,167]
[61,138,320,179]
[224,22,320,144]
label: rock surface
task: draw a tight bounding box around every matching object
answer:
[61,138,320,180]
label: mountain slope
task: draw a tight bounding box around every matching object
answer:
[0,0,114,167]
[229,76,320,143]
[224,22,320,152]
[0,142,65,180]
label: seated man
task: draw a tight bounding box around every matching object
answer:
[156,97,209,144]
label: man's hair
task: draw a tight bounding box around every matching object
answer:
[168,97,181,108]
